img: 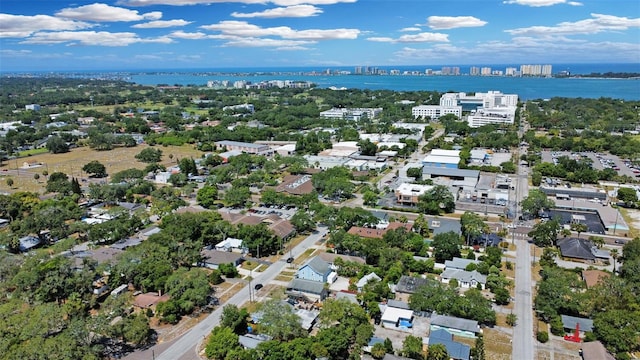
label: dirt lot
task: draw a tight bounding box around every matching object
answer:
[622,207,640,238]
[0,144,204,194]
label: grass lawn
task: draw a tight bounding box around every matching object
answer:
[241,260,261,271]
[483,328,513,360]
[0,144,204,194]
[17,148,49,157]
[294,248,317,265]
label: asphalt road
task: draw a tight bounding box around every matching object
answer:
[144,226,329,360]
[512,112,535,360]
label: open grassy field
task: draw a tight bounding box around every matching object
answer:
[0,144,204,194]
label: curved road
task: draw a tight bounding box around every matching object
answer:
[151,226,329,360]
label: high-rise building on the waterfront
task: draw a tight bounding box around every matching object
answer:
[441,67,451,75]
[452,67,460,75]
[505,67,517,76]
[481,67,492,76]
[354,66,363,75]
[541,64,552,76]
[470,66,480,76]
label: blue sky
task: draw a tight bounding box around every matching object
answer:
[1,0,639,71]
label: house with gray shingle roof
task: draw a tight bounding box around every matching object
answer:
[557,238,610,263]
[356,272,381,291]
[430,314,480,338]
[440,269,487,289]
[296,256,332,283]
[444,257,479,270]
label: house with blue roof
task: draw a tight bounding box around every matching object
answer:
[427,329,471,360]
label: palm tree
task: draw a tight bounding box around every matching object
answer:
[611,248,619,272]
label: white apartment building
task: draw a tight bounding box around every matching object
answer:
[319,107,383,121]
[411,92,462,120]
[467,107,517,128]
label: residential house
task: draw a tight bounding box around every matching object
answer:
[133,292,170,309]
[430,314,481,338]
[427,329,471,360]
[444,257,479,270]
[335,291,359,304]
[215,237,246,253]
[276,174,315,195]
[201,249,244,269]
[440,269,487,289]
[581,270,610,289]
[557,238,610,263]
[286,278,329,301]
[394,275,431,295]
[356,272,382,291]
[238,334,270,350]
[296,256,332,283]
[347,222,413,239]
[561,315,593,336]
[380,300,414,329]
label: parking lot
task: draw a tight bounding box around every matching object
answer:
[547,209,606,234]
[541,151,640,178]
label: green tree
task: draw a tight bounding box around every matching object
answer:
[257,299,306,341]
[179,157,197,176]
[528,219,561,247]
[461,211,488,245]
[197,185,218,209]
[407,167,423,180]
[221,305,249,335]
[506,313,517,326]
[46,171,72,194]
[521,189,555,218]
[431,231,461,263]
[6,178,14,188]
[290,209,314,233]
[224,186,250,208]
[426,343,448,360]
[617,187,638,205]
[403,335,425,359]
[471,333,485,360]
[417,185,455,215]
[46,135,69,154]
[570,222,588,238]
[371,343,387,359]
[82,160,107,178]
[205,326,241,360]
[168,173,188,187]
[358,138,377,156]
[135,147,163,163]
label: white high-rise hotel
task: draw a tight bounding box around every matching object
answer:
[520,64,552,76]
[412,91,519,128]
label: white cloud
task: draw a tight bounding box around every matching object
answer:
[274,45,311,51]
[399,27,421,32]
[201,20,360,40]
[391,37,640,63]
[0,49,73,59]
[427,16,487,30]
[367,32,449,43]
[0,49,32,57]
[231,5,322,18]
[503,0,582,6]
[221,37,316,47]
[118,0,354,5]
[0,14,92,38]
[169,30,209,39]
[56,3,162,22]
[506,13,640,36]
[132,19,192,28]
[20,31,173,46]
[271,0,356,4]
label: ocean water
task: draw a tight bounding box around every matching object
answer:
[130,72,640,100]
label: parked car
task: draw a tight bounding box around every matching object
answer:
[254,283,263,290]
